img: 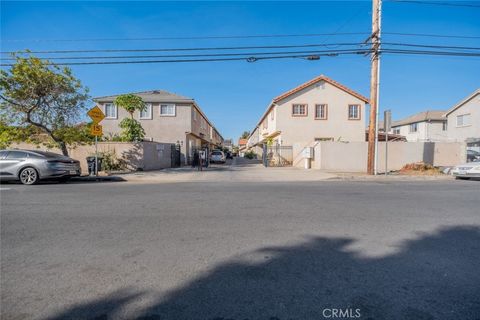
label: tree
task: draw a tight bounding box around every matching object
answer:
[0,121,94,151]
[240,131,250,139]
[114,94,146,142]
[0,53,89,156]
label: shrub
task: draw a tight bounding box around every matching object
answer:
[244,150,257,159]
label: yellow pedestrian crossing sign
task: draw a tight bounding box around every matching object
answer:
[87,106,105,124]
[90,124,103,137]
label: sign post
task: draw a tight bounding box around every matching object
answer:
[384,109,392,176]
[87,106,106,177]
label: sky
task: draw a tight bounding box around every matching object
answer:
[1,1,479,141]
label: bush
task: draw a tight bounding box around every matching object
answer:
[119,118,145,142]
[95,150,126,171]
[244,150,257,159]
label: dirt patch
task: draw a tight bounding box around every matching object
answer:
[398,162,444,176]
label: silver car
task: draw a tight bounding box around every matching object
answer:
[0,149,81,185]
[210,150,226,164]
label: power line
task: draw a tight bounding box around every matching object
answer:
[0,32,371,43]
[0,42,368,55]
[0,48,371,61]
[1,48,479,67]
[2,42,478,60]
[385,0,480,8]
[381,49,480,56]
[383,32,480,39]
[2,32,479,44]
[0,51,370,67]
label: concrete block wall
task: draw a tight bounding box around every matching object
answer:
[308,141,465,172]
[11,141,174,173]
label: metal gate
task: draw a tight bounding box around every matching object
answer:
[262,144,293,167]
[171,144,181,167]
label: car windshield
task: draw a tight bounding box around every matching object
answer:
[211,151,222,156]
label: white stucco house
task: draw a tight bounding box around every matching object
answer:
[390,110,448,142]
[444,89,480,149]
[247,74,369,166]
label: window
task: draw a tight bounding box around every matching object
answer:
[193,109,197,121]
[104,103,117,119]
[456,114,471,127]
[139,103,152,119]
[315,104,327,119]
[6,151,27,159]
[442,121,447,131]
[160,104,175,116]
[292,104,307,116]
[270,110,274,121]
[409,123,418,133]
[348,105,360,120]
[393,128,400,135]
[263,120,268,129]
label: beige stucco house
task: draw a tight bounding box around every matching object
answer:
[94,90,223,164]
[248,75,369,165]
[444,89,480,148]
[390,110,448,142]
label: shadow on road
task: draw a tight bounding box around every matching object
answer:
[43,226,480,320]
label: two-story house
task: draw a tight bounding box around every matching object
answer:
[94,90,223,165]
[444,89,480,149]
[249,75,369,164]
[390,110,448,142]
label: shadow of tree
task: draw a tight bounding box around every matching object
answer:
[44,289,144,320]
[43,226,480,320]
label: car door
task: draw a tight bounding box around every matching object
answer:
[0,151,28,178]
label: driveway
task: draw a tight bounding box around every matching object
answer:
[1,178,479,319]
[122,157,337,183]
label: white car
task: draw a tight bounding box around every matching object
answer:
[210,150,226,164]
[451,161,480,179]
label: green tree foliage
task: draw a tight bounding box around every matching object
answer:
[119,118,146,142]
[0,53,89,156]
[114,94,146,142]
[0,121,94,150]
[240,131,250,139]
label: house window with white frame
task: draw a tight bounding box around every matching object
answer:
[139,103,152,119]
[442,121,447,131]
[160,104,175,116]
[456,114,470,127]
[348,104,360,120]
[104,103,117,119]
[409,123,418,133]
[292,104,307,116]
[315,104,327,119]
[270,110,274,120]
[393,127,400,135]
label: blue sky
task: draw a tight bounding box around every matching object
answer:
[1,1,479,141]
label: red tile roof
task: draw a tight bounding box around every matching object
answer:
[238,138,248,146]
[273,74,369,104]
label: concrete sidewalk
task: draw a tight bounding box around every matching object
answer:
[118,158,337,183]
[111,157,455,184]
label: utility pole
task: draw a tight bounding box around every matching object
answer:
[367,0,382,175]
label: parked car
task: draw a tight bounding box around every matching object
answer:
[0,149,81,185]
[467,149,480,162]
[451,162,480,179]
[210,150,226,164]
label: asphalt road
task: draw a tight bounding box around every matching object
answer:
[1,177,480,320]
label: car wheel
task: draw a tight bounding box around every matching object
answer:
[19,167,39,185]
